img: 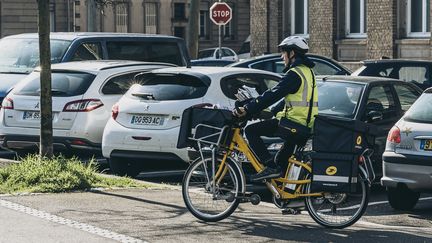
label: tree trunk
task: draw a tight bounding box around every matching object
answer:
[187,0,200,59]
[38,0,53,158]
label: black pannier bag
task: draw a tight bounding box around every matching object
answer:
[312,114,377,154]
[177,107,234,149]
[311,152,359,193]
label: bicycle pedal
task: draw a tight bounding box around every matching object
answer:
[281,208,301,215]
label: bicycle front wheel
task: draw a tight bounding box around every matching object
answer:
[305,170,370,228]
[182,156,243,222]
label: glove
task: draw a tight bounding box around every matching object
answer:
[232,106,247,117]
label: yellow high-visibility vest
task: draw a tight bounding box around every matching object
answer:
[276,64,318,128]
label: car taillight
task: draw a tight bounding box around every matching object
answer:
[111,103,119,120]
[1,97,14,110]
[387,126,401,144]
[63,99,103,112]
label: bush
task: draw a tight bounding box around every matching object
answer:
[0,155,144,194]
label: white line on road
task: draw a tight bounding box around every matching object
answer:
[0,199,146,243]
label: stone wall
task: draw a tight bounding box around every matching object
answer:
[308,0,336,58]
[366,0,397,59]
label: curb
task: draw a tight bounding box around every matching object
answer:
[0,158,19,168]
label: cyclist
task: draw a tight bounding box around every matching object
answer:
[233,36,318,181]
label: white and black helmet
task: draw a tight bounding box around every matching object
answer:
[278,36,309,54]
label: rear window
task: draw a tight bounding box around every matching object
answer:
[404,94,432,123]
[128,73,208,101]
[318,81,364,118]
[198,50,214,59]
[106,41,184,66]
[13,71,96,97]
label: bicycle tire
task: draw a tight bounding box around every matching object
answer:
[305,170,370,229]
[182,156,243,222]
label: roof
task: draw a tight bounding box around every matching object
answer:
[150,66,282,79]
[2,32,182,42]
[317,75,402,84]
[424,87,432,93]
[36,60,175,74]
[362,59,432,64]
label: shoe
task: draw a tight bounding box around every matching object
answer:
[251,166,282,181]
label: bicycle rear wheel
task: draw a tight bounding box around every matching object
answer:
[182,156,243,222]
[305,171,369,228]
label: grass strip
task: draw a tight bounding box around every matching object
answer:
[0,155,147,194]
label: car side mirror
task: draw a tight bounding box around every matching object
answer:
[367,110,383,122]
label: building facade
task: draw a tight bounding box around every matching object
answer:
[0,0,250,55]
[251,0,432,61]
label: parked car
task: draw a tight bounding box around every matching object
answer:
[0,32,190,105]
[263,76,422,179]
[190,59,235,67]
[0,60,174,154]
[381,87,432,210]
[351,59,432,90]
[237,35,250,60]
[230,53,352,76]
[197,47,239,62]
[102,67,282,176]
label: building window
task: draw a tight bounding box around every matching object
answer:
[407,0,431,37]
[115,3,128,33]
[174,26,185,38]
[199,10,209,40]
[144,3,157,34]
[174,3,186,20]
[291,0,308,36]
[50,3,55,32]
[223,20,233,40]
[345,0,366,38]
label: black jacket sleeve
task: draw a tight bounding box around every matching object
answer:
[244,70,301,114]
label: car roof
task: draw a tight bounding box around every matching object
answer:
[362,59,432,64]
[36,60,175,74]
[151,66,281,77]
[2,32,183,42]
[317,75,403,84]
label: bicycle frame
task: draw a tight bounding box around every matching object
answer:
[216,127,322,200]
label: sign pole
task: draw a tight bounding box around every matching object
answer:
[218,25,222,59]
[218,0,222,59]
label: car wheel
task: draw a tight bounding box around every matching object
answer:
[387,187,420,211]
[108,157,140,177]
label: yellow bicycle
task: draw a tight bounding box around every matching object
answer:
[181,109,373,228]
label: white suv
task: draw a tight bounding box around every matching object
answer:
[102,67,281,176]
[0,60,174,154]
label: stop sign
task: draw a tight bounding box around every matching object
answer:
[210,2,232,25]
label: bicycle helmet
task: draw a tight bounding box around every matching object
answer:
[278,36,309,54]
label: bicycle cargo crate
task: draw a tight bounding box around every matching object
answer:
[177,107,234,149]
[313,114,377,154]
[311,152,359,193]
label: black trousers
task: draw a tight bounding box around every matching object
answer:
[245,118,296,169]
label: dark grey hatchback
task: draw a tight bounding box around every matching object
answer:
[314,76,423,178]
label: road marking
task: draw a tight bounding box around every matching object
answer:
[0,199,146,243]
[368,196,432,207]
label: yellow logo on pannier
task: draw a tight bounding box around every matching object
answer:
[291,128,297,133]
[326,166,337,175]
[356,135,362,145]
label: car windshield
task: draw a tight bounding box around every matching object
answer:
[318,81,364,118]
[0,38,71,74]
[13,71,96,97]
[198,50,215,59]
[129,73,208,100]
[404,94,432,123]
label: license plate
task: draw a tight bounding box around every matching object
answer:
[23,111,40,120]
[131,115,164,126]
[420,140,432,151]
